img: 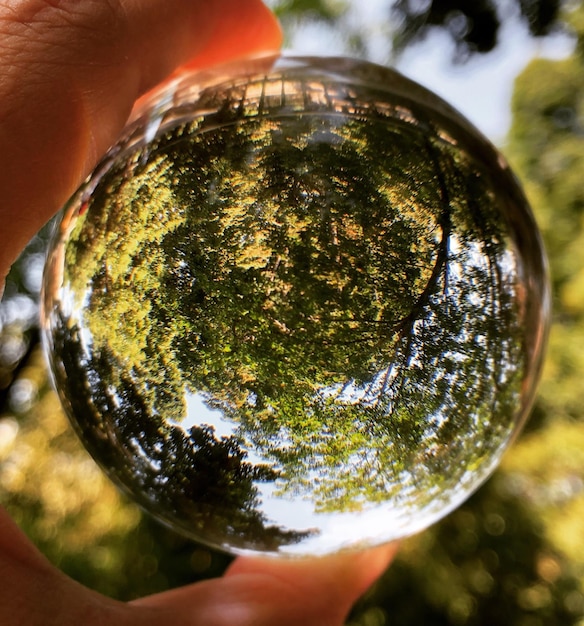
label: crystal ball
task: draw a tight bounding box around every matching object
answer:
[41,56,549,556]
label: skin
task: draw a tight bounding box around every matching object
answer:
[0,1,397,624]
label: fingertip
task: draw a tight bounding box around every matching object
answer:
[227,541,398,579]
[130,545,397,626]
[345,542,399,597]
[224,543,398,625]
[183,0,283,71]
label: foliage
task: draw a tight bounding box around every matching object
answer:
[392,0,562,58]
[39,65,537,555]
[267,0,564,61]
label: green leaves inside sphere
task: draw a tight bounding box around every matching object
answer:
[41,56,549,556]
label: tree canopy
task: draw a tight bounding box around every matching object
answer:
[42,62,543,554]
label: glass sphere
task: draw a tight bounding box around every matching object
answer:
[41,55,549,556]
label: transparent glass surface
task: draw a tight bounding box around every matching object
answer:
[41,55,550,556]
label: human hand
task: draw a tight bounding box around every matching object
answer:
[0,0,283,281]
[0,2,396,624]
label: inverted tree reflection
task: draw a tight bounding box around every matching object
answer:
[45,74,527,550]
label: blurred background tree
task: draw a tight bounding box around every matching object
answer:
[2,0,584,624]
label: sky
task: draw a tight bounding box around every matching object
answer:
[396,18,574,143]
[279,0,574,144]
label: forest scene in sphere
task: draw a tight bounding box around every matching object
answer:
[42,64,546,555]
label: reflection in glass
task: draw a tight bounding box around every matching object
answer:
[41,56,549,556]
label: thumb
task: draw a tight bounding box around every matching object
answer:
[130,544,398,626]
[0,0,281,278]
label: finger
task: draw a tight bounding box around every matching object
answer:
[0,0,281,280]
[222,545,398,626]
[129,544,398,626]
[0,505,124,625]
[2,494,395,626]
[179,0,284,72]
